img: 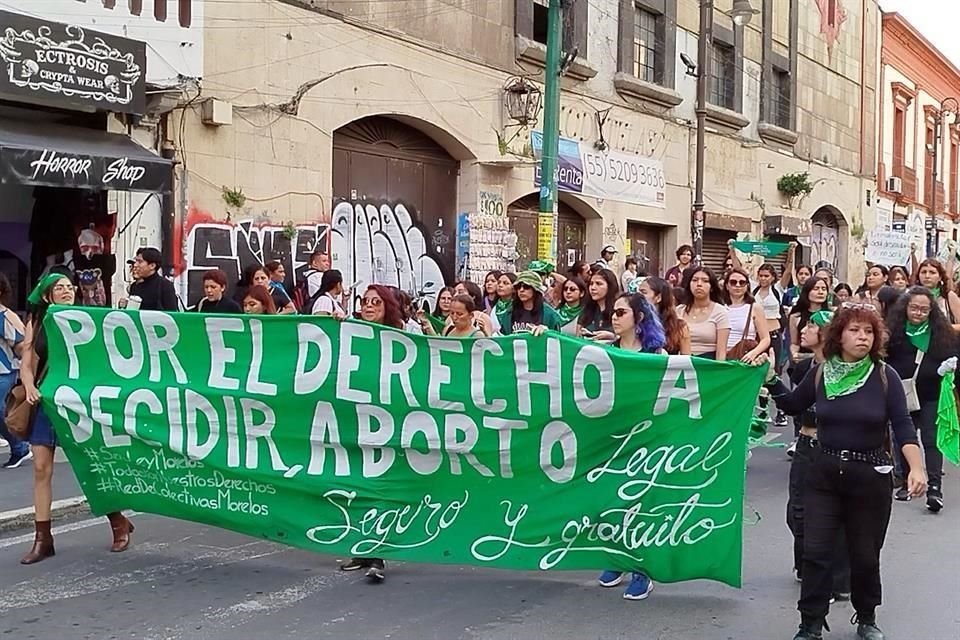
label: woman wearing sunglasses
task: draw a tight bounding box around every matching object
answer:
[556,276,586,335]
[496,271,562,336]
[723,267,771,364]
[337,284,405,582]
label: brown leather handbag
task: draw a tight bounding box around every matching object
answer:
[4,382,36,440]
[728,306,759,360]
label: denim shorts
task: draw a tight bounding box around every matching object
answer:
[29,406,58,448]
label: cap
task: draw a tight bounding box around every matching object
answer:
[136,247,162,267]
[602,244,618,254]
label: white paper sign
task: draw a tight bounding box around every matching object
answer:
[865,230,911,266]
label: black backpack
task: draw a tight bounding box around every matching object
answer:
[292,269,318,313]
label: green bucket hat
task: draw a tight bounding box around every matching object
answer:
[514,270,545,293]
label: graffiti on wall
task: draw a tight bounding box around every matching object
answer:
[178,208,329,304]
[331,200,446,310]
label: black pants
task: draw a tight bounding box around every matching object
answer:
[786,438,850,592]
[799,450,892,621]
[898,400,942,488]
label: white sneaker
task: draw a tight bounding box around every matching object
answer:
[787,441,797,458]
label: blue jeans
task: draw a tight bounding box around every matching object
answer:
[0,372,29,456]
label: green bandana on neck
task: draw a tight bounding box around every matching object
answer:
[494,298,513,316]
[931,287,942,298]
[906,320,931,352]
[822,356,875,400]
[555,303,582,325]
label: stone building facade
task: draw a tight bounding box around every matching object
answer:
[171,0,881,304]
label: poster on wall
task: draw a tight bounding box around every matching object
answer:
[455,212,470,281]
[531,131,666,208]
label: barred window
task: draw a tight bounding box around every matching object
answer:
[633,7,659,83]
[709,42,736,110]
[771,68,791,129]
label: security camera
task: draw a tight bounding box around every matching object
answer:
[680,52,697,77]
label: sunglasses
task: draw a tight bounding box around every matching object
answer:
[361,298,383,307]
[563,286,580,292]
[727,279,748,286]
[515,282,534,291]
[612,308,631,317]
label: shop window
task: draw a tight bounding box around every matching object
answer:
[709,42,736,110]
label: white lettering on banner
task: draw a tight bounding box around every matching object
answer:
[294,323,333,395]
[29,149,92,182]
[427,340,465,411]
[123,389,164,448]
[103,312,144,379]
[539,420,578,483]
[482,418,528,478]
[470,340,507,413]
[140,312,188,385]
[865,230,911,266]
[356,405,396,478]
[54,385,95,443]
[90,385,126,447]
[305,489,469,554]
[582,150,667,207]
[205,317,245,391]
[572,345,615,418]
[102,158,146,186]
[514,337,562,418]
[51,309,96,379]
[308,401,350,476]
[380,331,419,407]
[444,414,494,477]
[654,357,702,419]
[400,411,444,475]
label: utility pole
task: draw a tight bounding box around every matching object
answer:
[537,0,563,262]
[692,0,713,267]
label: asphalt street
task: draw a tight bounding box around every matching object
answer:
[0,445,957,640]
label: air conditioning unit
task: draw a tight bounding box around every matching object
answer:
[886,176,903,194]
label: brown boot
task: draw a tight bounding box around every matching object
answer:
[107,512,134,552]
[20,520,55,564]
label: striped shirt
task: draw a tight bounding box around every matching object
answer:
[0,308,24,375]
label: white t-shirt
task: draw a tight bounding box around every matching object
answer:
[306,269,324,298]
[621,270,636,291]
[312,293,344,316]
[754,284,783,322]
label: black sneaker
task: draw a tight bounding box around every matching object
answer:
[926,486,944,513]
[2,449,32,469]
[792,625,823,640]
[365,558,385,582]
[775,413,789,427]
[339,557,372,571]
[894,487,911,502]
[852,613,885,640]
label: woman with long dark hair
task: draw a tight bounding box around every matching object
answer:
[723,267,771,363]
[338,284,405,583]
[556,276,586,335]
[452,280,496,336]
[639,276,690,355]
[577,269,619,339]
[242,285,277,315]
[886,287,959,509]
[764,307,926,640]
[677,267,729,360]
[833,283,853,305]
[913,258,960,330]
[494,273,517,318]
[788,276,831,365]
[496,271,561,335]
[19,273,136,564]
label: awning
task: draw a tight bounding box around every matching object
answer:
[0,120,172,193]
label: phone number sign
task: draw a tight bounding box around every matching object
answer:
[532,131,666,209]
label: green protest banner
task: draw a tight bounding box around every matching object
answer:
[40,307,765,587]
[731,240,790,257]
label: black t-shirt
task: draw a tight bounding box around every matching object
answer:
[193,297,242,314]
[788,358,817,429]
[509,307,540,335]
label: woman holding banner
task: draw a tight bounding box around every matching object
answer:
[763,306,927,640]
[496,271,562,336]
[638,277,690,355]
[577,269,619,340]
[597,292,667,600]
[19,273,135,564]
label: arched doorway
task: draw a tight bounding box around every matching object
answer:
[507,195,586,272]
[809,207,843,277]
[331,116,459,302]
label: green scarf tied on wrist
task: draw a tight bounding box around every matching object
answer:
[822,355,875,399]
[905,320,931,353]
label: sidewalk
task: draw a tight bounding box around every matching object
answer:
[0,445,88,531]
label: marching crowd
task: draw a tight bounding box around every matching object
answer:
[1,239,958,640]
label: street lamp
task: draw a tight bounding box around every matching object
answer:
[691,1,756,266]
[503,76,543,127]
[929,96,958,255]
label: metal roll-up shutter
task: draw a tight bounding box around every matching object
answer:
[702,229,736,273]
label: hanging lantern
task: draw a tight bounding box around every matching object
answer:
[503,76,542,126]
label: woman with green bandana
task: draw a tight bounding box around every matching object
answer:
[555,276,586,335]
[913,258,960,331]
[496,271,562,336]
[885,287,959,510]
[493,273,517,319]
[18,273,136,565]
[762,306,927,640]
[784,310,850,602]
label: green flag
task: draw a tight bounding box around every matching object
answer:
[731,241,790,257]
[937,372,960,466]
[40,307,764,587]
